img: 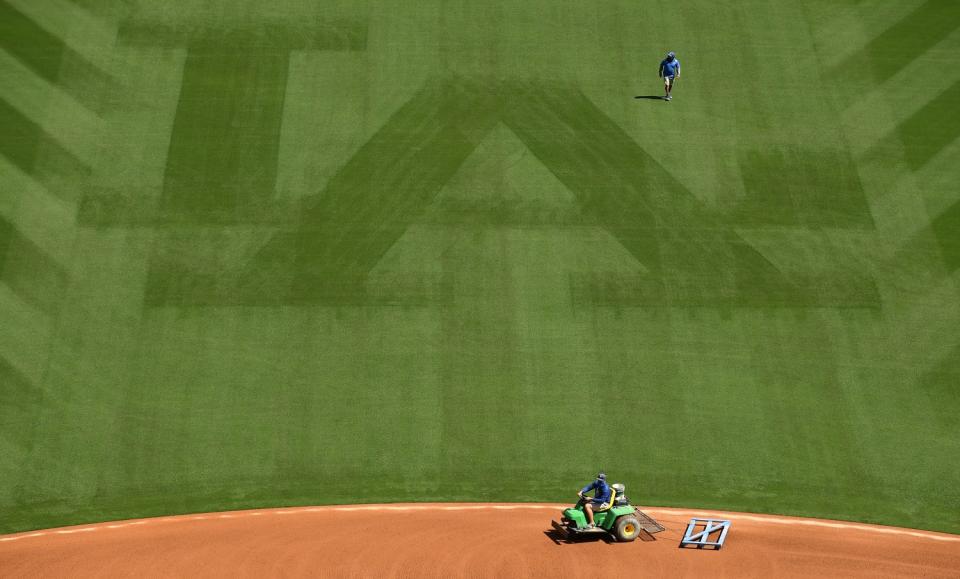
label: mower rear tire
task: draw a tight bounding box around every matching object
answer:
[614,516,642,542]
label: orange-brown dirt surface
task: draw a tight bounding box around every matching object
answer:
[2,504,958,578]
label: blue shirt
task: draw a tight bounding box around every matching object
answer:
[580,479,612,503]
[659,57,680,78]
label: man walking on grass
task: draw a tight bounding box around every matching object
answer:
[659,51,681,101]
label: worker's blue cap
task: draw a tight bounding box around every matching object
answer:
[667,51,676,58]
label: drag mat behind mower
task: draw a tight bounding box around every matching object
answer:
[635,509,666,534]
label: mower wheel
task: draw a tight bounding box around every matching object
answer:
[614,516,642,542]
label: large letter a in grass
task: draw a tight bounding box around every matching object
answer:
[256,79,802,308]
[151,78,864,308]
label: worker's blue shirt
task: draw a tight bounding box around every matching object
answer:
[581,480,611,503]
[660,58,680,78]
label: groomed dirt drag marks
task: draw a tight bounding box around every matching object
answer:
[1,505,958,578]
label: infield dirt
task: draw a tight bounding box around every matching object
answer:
[2,504,958,578]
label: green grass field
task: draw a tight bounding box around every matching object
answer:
[2,0,959,535]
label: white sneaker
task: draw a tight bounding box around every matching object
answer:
[666,95,672,101]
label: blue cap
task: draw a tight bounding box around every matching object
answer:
[667,51,676,58]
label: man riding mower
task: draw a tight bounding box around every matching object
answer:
[551,472,646,542]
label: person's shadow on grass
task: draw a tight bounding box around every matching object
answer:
[634,95,665,100]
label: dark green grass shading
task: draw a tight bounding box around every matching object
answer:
[0,358,45,448]
[2,0,960,537]
[0,231,68,315]
[0,216,12,268]
[0,0,112,111]
[832,0,960,86]
[898,80,960,171]
[0,98,90,198]
[736,147,872,228]
[0,0,65,84]
[932,200,960,272]
[161,44,289,221]
[921,345,960,430]
[117,17,368,50]
[0,98,44,176]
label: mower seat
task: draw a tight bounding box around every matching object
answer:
[593,487,617,512]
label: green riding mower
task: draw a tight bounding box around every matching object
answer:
[550,483,662,542]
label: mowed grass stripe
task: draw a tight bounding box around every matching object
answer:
[0,158,75,266]
[897,80,960,171]
[0,98,90,203]
[0,214,12,260]
[161,46,290,220]
[284,83,497,290]
[6,0,116,70]
[0,0,111,112]
[833,0,960,87]
[0,225,68,315]
[0,0,66,84]
[0,282,51,386]
[931,199,960,271]
[0,49,103,168]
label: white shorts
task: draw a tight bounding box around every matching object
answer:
[663,76,675,87]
